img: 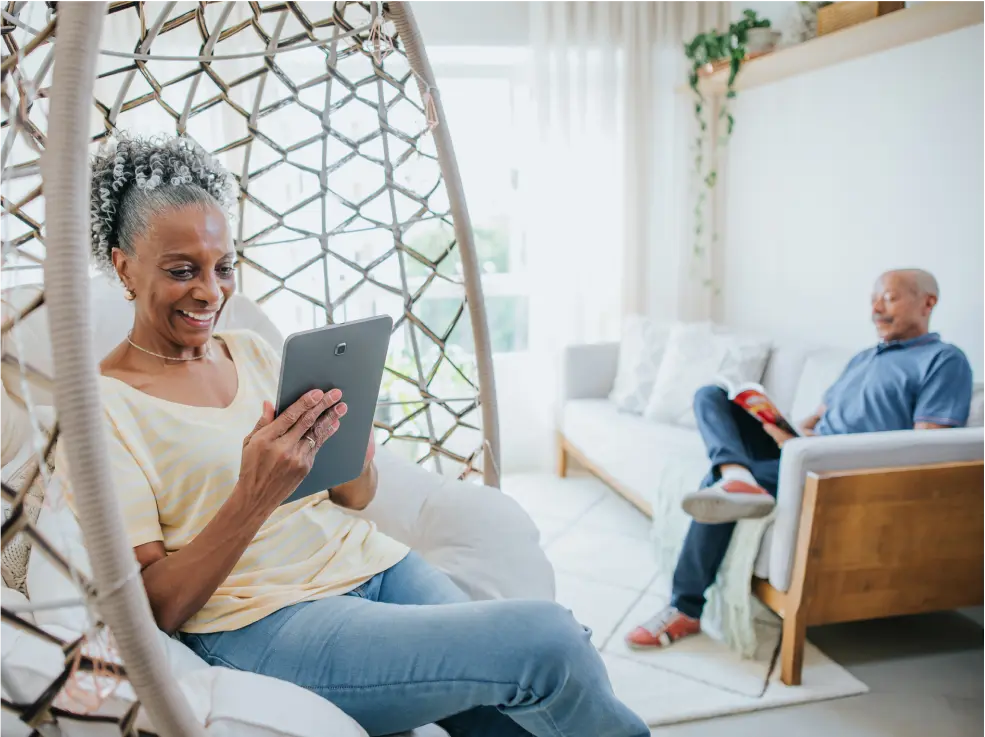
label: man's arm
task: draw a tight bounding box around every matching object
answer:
[913,350,974,429]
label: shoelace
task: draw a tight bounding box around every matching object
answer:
[639,606,681,636]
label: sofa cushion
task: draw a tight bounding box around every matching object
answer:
[789,347,858,425]
[608,316,671,414]
[968,383,984,427]
[562,399,709,506]
[643,323,771,429]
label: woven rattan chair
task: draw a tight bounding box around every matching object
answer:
[0,3,533,734]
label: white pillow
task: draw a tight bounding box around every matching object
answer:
[643,323,771,428]
[608,315,671,414]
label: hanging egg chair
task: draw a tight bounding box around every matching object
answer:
[1,2,511,734]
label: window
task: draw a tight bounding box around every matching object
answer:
[422,47,531,355]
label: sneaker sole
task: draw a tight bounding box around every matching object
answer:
[681,489,775,524]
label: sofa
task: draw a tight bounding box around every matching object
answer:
[557,331,984,685]
[0,276,554,736]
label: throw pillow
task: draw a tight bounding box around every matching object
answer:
[608,315,671,414]
[643,323,771,428]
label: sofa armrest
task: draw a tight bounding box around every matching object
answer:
[769,427,985,592]
[560,342,619,402]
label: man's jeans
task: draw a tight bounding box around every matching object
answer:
[180,552,648,737]
[670,386,781,619]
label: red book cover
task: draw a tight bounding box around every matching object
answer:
[715,379,800,437]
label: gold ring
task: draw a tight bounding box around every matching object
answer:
[305,435,316,450]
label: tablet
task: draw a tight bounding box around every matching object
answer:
[274,315,392,505]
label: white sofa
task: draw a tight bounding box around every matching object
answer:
[1,277,554,737]
[558,335,984,683]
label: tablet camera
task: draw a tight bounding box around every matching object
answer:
[334,342,347,356]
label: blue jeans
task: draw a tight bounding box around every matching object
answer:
[179,552,647,737]
[671,386,780,619]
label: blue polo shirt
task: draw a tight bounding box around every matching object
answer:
[815,333,973,436]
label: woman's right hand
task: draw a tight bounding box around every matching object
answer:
[236,389,347,512]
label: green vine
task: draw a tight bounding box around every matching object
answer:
[685,9,771,290]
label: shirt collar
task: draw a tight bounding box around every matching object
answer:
[876,332,940,353]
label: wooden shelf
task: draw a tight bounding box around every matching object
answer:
[691,1,983,96]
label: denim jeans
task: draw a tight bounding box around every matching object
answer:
[670,386,781,619]
[180,552,647,737]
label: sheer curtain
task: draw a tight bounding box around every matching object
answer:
[523,1,729,352]
[517,1,728,468]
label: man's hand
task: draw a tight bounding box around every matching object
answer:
[762,423,796,448]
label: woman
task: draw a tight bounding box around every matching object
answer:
[80,134,647,737]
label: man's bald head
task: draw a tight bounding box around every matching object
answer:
[871,269,939,342]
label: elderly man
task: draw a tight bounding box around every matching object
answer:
[627,269,973,649]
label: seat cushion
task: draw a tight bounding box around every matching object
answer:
[562,399,709,507]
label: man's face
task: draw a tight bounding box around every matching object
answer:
[870,273,934,342]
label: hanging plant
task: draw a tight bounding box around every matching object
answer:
[684,10,771,290]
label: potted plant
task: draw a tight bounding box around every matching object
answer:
[684,9,773,290]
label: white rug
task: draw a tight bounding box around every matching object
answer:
[601,600,868,727]
[400,475,870,733]
[503,473,870,727]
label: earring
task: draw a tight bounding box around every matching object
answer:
[124,288,136,301]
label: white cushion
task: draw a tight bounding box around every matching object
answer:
[360,446,554,601]
[643,323,771,428]
[788,348,857,424]
[562,399,709,507]
[608,315,671,414]
[968,383,984,428]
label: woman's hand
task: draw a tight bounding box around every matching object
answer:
[236,389,347,513]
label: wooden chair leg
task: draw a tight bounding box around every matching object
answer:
[780,608,807,686]
[556,433,568,478]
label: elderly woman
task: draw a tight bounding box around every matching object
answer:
[77,134,647,737]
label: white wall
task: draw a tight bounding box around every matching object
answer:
[719,25,984,376]
[412,1,529,46]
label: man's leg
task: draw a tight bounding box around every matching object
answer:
[182,596,648,737]
[692,385,780,472]
[675,460,780,617]
[627,460,780,649]
[683,386,781,524]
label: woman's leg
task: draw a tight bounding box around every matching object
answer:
[182,595,647,737]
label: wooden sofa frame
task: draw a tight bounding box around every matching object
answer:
[557,432,984,685]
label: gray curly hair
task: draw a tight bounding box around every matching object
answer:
[89,134,237,274]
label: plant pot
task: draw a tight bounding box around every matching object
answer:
[745,28,781,53]
[817,2,905,36]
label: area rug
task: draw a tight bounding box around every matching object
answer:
[600,598,869,727]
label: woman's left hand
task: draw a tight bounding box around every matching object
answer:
[363,429,377,471]
[330,429,379,511]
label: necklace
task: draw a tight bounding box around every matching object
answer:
[126,332,212,362]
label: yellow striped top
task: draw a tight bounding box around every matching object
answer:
[73,329,408,633]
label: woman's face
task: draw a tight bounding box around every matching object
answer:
[113,203,236,348]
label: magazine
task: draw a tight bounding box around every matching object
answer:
[715,379,800,437]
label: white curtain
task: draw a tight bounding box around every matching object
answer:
[523,1,729,353]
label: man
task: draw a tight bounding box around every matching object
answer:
[626,269,973,649]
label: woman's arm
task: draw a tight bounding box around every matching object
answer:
[137,390,345,634]
[135,487,276,634]
[329,431,378,510]
[330,462,378,510]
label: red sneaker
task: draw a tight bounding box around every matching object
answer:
[625,606,700,650]
[681,478,775,524]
